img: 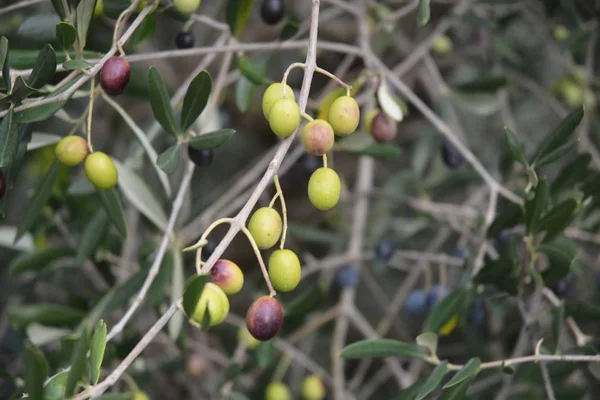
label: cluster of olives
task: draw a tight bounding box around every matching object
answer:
[265,375,326,400]
[262,82,361,211]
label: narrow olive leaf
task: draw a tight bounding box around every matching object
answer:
[535,138,578,167]
[63,60,93,70]
[487,202,523,237]
[8,245,74,275]
[551,302,565,353]
[415,360,449,400]
[76,209,110,263]
[65,328,90,397]
[236,56,272,86]
[426,288,468,334]
[551,153,591,194]
[89,320,107,385]
[156,143,185,176]
[148,67,179,136]
[24,341,47,400]
[533,107,583,165]
[524,178,548,234]
[438,376,476,400]
[393,377,427,400]
[75,0,98,51]
[17,78,75,123]
[0,36,11,92]
[226,0,254,36]
[536,199,579,242]
[44,370,69,400]
[443,358,481,389]
[98,188,127,238]
[539,238,577,286]
[0,108,20,168]
[235,74,257,112]
[340,339,429,361]
[27,44,57,89]
[51,0,69,20]
[187,129,235,150]
[16,161,60,242]
[182,274,211,318]
[113,159,168,231]
[10,76,37,102]
[504,128,527,166]
[27,132,62,151]
[168,250,185,340]
[181,70,212,133]
[417,0,431,26]
[455,75,508,93]
[56,22,77,51]
[416,332,438,358]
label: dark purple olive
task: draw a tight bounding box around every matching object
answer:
[188,147,214,167]
[100,56,131,96]
[175,31,195,49]
[246,296,283,341]
[441,139,464,168]
[261,0,285,25]
[370,112,397,143]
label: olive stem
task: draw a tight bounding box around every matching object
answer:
[314,66,353,94]
[194,217,234,275]
[112,0,142,56]
[281,62,306,96]
[268,192,280,208]
[322,154,328,169]
[273,175,288,250]
[86,79,96,152]
[240,226,276,296]
[301,112,314,122]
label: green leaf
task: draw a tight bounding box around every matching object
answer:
[0,108,20,168]
[8,245,74,275]
[56,22,77,51]
[533,107,584,165]
[16,161,60,242]
[393,377,427,400]
[551,302,565,353]
[9,304,85,329]
[24,341,47,400]
[44,371,69,400]
[130,14,156,48]
[236,56,272,86]
[1,36,11,92]
[76,209,110,263]
[475,255,519,295]
[27,133,62,151]
[226,0,254,36]
[438,376,476,400]
[182,274,211,318]
[536,199,579,242]
[426,288,469,333]
[504,128,527,166]
[187,129,235,150]
[168,250,185,341]
[539,238,577,286]
[415,360,449,400]
[89,320,107,385]
[156,143,181,174]
[416,332,438,358]
[235,73,257,112]
[443,358,481,388]
[51,0,69,20]
[525,178,548,234]
[487,201,524,238]
[63,60,93,70]
[65,328,90,397]
[417,0,431,26]
[9,49,101,69]
[565,300,600,321]
[256,341,275,367]
[340,339,429,360]
[27,44,57,89]
[98,188,128,238]
[113,159,168,231]
[535,138,578,167]
[75,0,98,51]
[10,76,37,103]
[551,153,590,195]
[148,67,179,137]
[181,70,212,133]
[455,75,508,93]
[17,78,75,123]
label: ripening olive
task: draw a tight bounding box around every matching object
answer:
[210,259,244,295]
[301,119,335,156]
[370,111,397,143]
[55,136,89,166]
[328,96,360,136]
[100,56,131,96]
[246,296,283,341]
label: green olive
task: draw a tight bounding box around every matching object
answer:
[327,95,360,136]
[265,381,291,400]
[173,0,200,14]
[308,167,341,211]
[55,136,89,166]
[247,207,282,250]
[301,375,326,400]
[191,282,230,327]
[268,249,301,292]
[237,326,261,350]
[268,98,301,138]
[262,82,295,119]
[84,152,118,189]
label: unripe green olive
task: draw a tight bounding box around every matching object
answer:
[173,0,201,14]
[192,282,230,327]
[237,326,261,350]
[268,249,301,292]
[133,391,149,400]
[268,98,301,138]
[554,25,569,41]
[431,35,453,55]
[84,152,118,189]
[248,207,282,250]
[265,381,291,400]
[94,0,104,17]
[301,375,326,400]
[55,136,89,166]
[262,82,295,118]
[308,167,341,211]
[301,119,334,156]
[210,259,244,295]
[327,96,360,136]
[562,81,583,108]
